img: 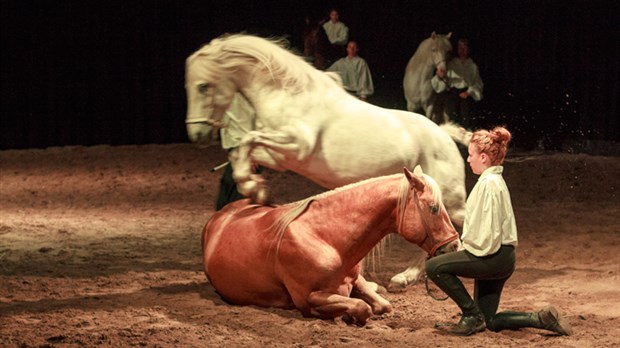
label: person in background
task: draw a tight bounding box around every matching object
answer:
[322,8,349,65]
[431,38,483,128]
[327,40,374,101]
[425,126,572,337]
[215,93,260,211]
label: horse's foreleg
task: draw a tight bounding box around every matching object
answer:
[351,274,392,315]
[248,147,286,171]
[229,145,270,204]
[307,291,373,326]
[388,253,426,291]
[249,126,316,162]
[230,127,316,204]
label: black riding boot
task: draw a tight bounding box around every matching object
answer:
[431,273,486,336]
[487,306,572,335]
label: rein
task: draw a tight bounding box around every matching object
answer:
[400,183,454,302]
[425,274,449,301]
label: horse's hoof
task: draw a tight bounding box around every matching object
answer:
[373,303,393,315]
[237,180,257,197]
[254,188,270,205]
[387,275,409,292]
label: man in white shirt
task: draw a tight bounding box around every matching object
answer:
[322,8,349,66]
[431,38,484,127]
[327,40,374,101]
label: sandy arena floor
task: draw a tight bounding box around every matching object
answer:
[1,143,619,347]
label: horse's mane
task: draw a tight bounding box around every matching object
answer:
[187,33,339,94]
[270,172,444,255]
[270,174,402,254]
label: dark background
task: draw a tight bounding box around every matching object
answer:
[1,0,618,151]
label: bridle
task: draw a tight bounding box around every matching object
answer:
[397,181,457,302]
[430,43,447,70]
[185,93,226,129]
[397,180,458,258]
[185,116,225,128]
[415,189,457,301]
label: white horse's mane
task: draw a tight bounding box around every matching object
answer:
[187,33,340,94]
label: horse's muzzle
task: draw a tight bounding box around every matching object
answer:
[429,234,461,258]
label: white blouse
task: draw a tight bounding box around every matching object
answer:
[461,166,518,256]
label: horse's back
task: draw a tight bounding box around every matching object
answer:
[317,106,461,185]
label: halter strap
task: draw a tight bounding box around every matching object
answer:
[430,43,447,69]
[431,53,446,70]
[404,186,458,258]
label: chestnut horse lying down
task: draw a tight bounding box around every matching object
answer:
[201,167,460,325]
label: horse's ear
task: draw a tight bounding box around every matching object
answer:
[447,32,452,39]
[404,167,413,180]
[413,165,424,176]
[404,167,425,191]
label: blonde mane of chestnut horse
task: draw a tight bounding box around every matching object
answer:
[403,32,453,123]
[186,33,468,288]
[201,167,460,325]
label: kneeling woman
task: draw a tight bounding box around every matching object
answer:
[426,126,572,336]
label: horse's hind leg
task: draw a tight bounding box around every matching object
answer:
[307,291,373,326]
[351,274,393,315]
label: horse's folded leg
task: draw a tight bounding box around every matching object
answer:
[307,292,373,326]
[349,301,374,326]
[364,280,388,294]
[352,275,392,315]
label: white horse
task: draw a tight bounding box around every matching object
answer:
[185,34,467,288]
[403,32,452,124]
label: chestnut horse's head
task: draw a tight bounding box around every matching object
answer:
[398,166,461,257]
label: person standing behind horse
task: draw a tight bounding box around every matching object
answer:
[215,93,260,211]
[327,40,374,101]
[322,8,349,66]
[425,126,572,336]
[431,38,483,128]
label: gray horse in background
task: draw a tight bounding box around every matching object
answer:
[403,32,452,124]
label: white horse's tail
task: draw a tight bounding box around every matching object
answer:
[440,122,472,146]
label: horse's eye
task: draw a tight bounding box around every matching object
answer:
[430,204,440,215]
[197,83,209,94]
